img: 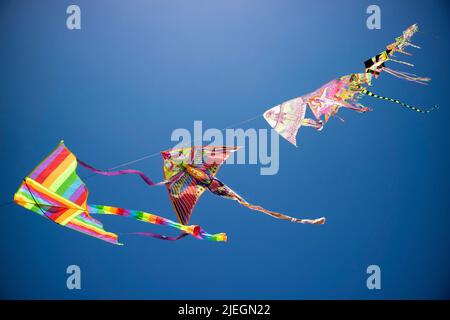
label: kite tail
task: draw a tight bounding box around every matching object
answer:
[88,204,227,242]
[77,159,166,186]
[405,41,420,49]
[236,198,325,225]
[383,67,431,85]
[361,89,437,114]
[389,58,414,67]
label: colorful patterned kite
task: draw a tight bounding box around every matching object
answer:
[161,146,325,225]
[364,24,430,84]
[264,73,372,146]
[13,141,226,245]
[264,24,436,147]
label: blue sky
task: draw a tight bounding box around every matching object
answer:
[0,0,449,299]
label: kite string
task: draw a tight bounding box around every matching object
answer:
[84,113,262,176]
[221,114,262,130]
[107,151,162,170]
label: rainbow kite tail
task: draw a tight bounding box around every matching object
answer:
[87,205,227,242]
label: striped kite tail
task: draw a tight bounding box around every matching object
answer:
[236,198,325,225]
[88,204,227,242]
[361,89,438,114]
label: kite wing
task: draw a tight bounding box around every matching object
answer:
[306,79,341,121]
[14,142,227,244]
[164,172,206,226]
[162,146,239,224]
[263,97,308,147]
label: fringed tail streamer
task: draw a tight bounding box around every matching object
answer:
[235,197,325,225]
[389,58,414,67]
[383,67,431,85]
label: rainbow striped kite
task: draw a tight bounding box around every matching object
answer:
[13,141,226,245]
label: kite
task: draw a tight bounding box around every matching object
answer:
[161,145,325,225]
[264,73,372,146]
[13,141,227,245]
[364,24,430,84]
[264,24,436,147]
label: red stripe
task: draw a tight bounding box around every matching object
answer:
[173,198,186,223]
[179,177,199,223]
[174,196,189,225]
[115,208,127,216]
[72,188,87,207]
[35,148,70,183]
[178,193,195,223]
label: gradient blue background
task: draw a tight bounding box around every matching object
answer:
[1,0,449,299]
